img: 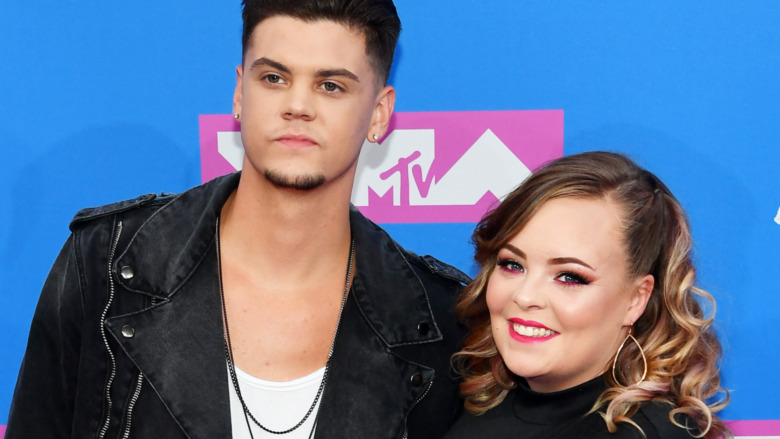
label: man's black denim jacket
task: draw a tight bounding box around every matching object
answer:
[7,172,470,438]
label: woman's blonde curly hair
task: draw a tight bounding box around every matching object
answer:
[453,151,730,438]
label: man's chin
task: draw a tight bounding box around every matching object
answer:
[264,170,325,191]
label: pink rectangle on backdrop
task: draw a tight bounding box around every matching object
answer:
[726,420,780,435]
[0,421,778,438]
[200,110,564,223]
[199,114,240,183]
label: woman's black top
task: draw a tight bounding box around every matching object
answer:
[444,376,699,439]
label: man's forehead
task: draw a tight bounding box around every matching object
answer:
[247,16,368,54]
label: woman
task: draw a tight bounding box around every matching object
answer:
[446,152,730,439]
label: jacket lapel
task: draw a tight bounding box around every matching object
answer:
[346,206,443,347]
[315,296,435,438]
[105,250,230,438]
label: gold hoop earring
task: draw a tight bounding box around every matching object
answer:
[612,328,647,387]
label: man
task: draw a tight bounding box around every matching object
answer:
[6,1,469,438]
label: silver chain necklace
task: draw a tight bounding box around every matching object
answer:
[216,217,354,438]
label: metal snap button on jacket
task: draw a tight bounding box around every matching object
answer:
[410,372,423,386]
[121,325,135,338]
[120,266,135,280]
[417,322,430,336]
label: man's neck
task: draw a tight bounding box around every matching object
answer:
[218,171,354,290]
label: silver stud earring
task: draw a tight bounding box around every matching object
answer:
[234,113,240,121]
[372,134,379,141]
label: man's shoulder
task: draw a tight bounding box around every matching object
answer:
[410,253,472,286]
[68,192,177,231]
[349,205,472,288]
[67,172,241,232]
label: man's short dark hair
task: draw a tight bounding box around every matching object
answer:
[241,0,401,85]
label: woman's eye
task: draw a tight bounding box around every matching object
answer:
[497,258,524,273]
[321,81,342,92]
[556,272,591,286]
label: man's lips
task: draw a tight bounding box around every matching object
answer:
[276,134,318,148]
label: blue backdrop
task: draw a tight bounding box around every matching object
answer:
[2,0,779,434]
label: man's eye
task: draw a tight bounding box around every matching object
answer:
[263,74,283,84]
[321,82,342,92]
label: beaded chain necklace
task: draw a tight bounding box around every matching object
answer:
[216,218,354,438]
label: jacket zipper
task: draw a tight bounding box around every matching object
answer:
[98,220,123,439]
[402,375,434,439]
[121,296,157,438]
[121,372,144,438]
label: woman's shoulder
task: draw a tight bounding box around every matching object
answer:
[631,401,700,439]
[574,400,699,439]
[443,393,700,439]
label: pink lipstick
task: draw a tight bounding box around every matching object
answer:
[507,318,559,343]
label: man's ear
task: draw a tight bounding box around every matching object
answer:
[623,274,654,326]
[233,65,243,118]
[366,85,395,142]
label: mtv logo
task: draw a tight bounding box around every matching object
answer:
[199,110,563,223]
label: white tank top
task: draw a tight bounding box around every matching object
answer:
[228,363,326,439]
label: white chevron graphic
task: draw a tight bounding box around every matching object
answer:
[351,128,530,206]
[217,131,244,170]
[421,129,531,205]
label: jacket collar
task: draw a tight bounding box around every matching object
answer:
[114,172,240,299]
[348,206,443,346]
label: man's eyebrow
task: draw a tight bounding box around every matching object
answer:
[248,58,360,83]
[249,57,290,74]
[315,68,360,82]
